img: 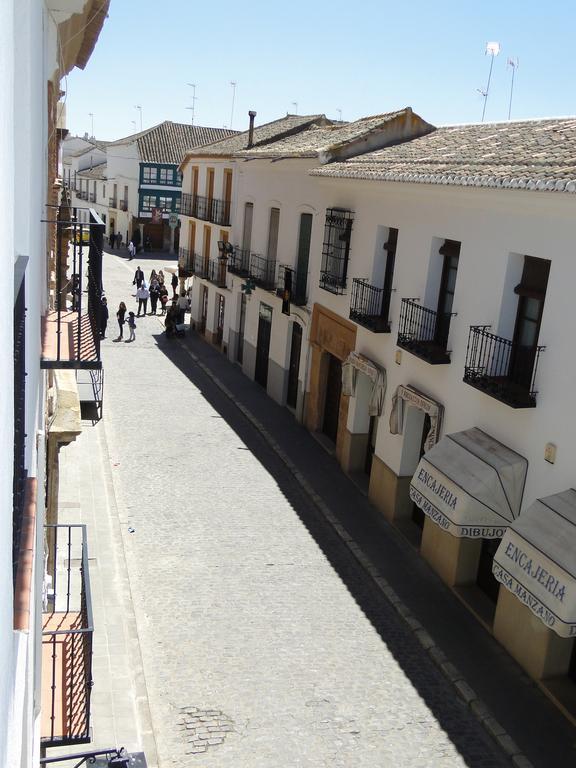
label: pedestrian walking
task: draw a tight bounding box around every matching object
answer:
[159,285,169,315]
[157,270,165,286]
[100,296,109,338]
[177,291,189,324]
[136,283,149,316]
[149,279,160,314]
[109,232,115,248]
[126,311,137,342]
[133,266,144,289]
[171,271,179,299]
[115,301,126,340]
[128,240,135,260]
[150,269,158,283]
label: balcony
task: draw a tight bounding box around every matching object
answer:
[193,252,209,279]
[42,208,105,371]
[349,278,391,332]
[463,325,544,408]
[108,197,117,208]
[397,298,454,364]
[77,191,88,201]
[208,258,228,287]
[277,264,307,306]
[89,192,96,203]
[179,193,231,226]
[41,524,93,748]
[119,199,128,211]
[178,247,194,277]
[249,253,276,291]
[319,269,347,295]
[228,247,250,277]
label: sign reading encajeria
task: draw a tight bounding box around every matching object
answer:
[493,535,576,638]
[409,465,507,539]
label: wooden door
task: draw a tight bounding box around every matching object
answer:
[435,240,460,348]
[223,170,232,223]
[255,303,272,388]
[322,354,342,443]
[286,323,302,408]
[203,225,211,273]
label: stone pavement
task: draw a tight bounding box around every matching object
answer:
[92,248,574,767]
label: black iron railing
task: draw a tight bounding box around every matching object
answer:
[397,298,454,364]
[108,197,117,208]
[13,256,27,587]
[350,278,391,333]
[180,192,194,217]
[42,206,104,370]
[194,252,209,279]
[249,253,276,290]
[208,258,227,287]
[463,325,544,408]
[228,247,250,276]
[277,264,308,306]
[320,208,353,294]
[88,193,96,203]
[178,247,194,277]
[42,524,93,748]
[119,199,128,211]
[211,198,231,227]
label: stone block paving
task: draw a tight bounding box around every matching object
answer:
[95,250,572,768]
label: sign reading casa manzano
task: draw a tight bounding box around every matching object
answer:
[493,489,576,638]
[409,428,528,539]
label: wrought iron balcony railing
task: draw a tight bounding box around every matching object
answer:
[208,258,228,287]
[42,205,104,371]
[41,524,94,748]
[249,253,276,290]
[349,278,392,333]
[228,247,250,277]
[178,247,194,277]
[276,264,308,306]
[178,193,231,226]
[119,199,128,211]
[194,252,209,279]
[88,193,96,203]
[108,197,117,208]
[397,298,454,364]
[463,325,544,408]
[319,269,347,295]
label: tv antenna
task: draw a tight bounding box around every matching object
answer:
[507,58,519,120]
[187,83,198,125]
[230,82,237,129]
[480,42,500,122]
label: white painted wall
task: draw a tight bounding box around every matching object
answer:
[310,175,576,511]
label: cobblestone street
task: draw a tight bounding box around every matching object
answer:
[99,248,513,768]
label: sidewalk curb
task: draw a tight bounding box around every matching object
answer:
[177,335,534,768]
[98,420,160,768]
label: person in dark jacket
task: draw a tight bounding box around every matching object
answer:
[115,301,126,341]
[149,279,160,315]
[133,266,144,289]
[100,297,109,338]
[171,271,178,298]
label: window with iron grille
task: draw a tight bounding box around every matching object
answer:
[320,208,353,294]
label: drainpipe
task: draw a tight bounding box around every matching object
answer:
[247,111,257,148]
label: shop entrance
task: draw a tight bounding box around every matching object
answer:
[286,323,302,409]
[322,354,342,443]
[255,303,272,388]
[411,413,431,530]
[476,538,501,602]
[215,294,225,347]
[364,415,378,477]
[199,285,208,334]
[237,294,246,364]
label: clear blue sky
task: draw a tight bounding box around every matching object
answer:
[66,0,575,140]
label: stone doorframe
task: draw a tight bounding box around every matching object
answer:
[304,304,357,467]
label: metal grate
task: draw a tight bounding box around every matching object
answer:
[349,278,391,333]
[397,298,454,364]
[320,208,353,294]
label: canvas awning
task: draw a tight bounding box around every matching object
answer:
[493,489,576,638]
[342,352,386,416]
[409,428,528,538]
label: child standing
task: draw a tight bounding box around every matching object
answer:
[126,311,137,342]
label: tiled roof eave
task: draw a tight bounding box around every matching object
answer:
[309,168,576,194]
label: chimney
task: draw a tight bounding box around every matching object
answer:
[247,111,257,148]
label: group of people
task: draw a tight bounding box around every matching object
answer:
[108,232,122,248]
[103,266,188,343]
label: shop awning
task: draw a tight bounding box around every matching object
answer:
[409,427,528,538]
[493,489,576,638]
[342,352,386,416]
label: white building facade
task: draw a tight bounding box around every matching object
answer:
[182,113,576,718]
